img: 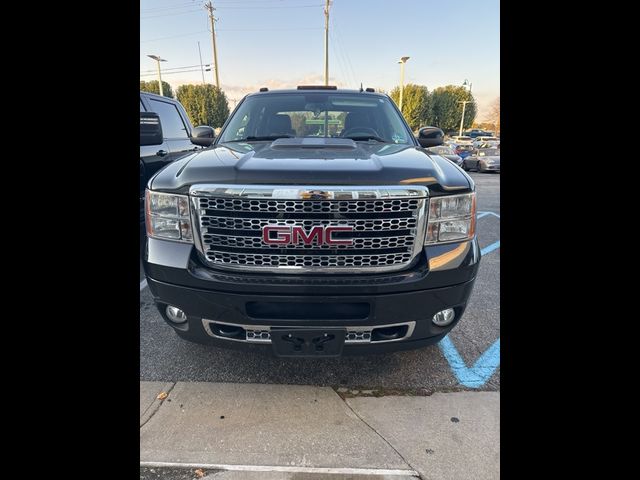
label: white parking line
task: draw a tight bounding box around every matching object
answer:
[140,278,148,291]
[140,462,419,477]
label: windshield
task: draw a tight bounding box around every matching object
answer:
[218,93,414,144]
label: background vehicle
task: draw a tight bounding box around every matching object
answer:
[462,148,500,173]
[426,145,463,166]
[472,136,499,148]
[464,129,493,138]
[450,135,473,144]
[447,142,475,159]
[139,91,214,219]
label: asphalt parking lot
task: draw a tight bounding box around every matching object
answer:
[139,172,500,392]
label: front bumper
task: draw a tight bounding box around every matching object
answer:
[143,236,481,355]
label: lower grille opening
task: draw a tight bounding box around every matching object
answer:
[371,325,409,342]
[210,322,245,340]
[202,320,415,344]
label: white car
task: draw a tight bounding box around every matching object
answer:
[450,135,474,144]
[472,136,499,148]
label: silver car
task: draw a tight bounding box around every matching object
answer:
[426,145,463,166]
[462,148,500,173]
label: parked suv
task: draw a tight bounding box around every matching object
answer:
[143,86,480,357]
[140,91,214,219]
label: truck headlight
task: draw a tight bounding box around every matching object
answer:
[145,190,193,243]
[425,192,476,244]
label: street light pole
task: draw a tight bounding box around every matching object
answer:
[147,55,167,96]
[458,101,471,137]
[459,79,473,137]
[398,56,410,113]
[323,0,331,86]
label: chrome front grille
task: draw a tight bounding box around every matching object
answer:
[203,197,420,213]
[190,185,428,273]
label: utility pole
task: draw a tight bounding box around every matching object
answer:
[323,0,331,85]
[197,41,205,84]
[205,1,220,89]
[147,55,167,96]
[398,56,410,113]
[458,101,471,137]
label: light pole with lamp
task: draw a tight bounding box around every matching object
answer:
[458,79,473,137]
[398,56,410,113]
[147,55,167,96]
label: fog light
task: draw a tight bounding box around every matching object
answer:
[432,308,455,327]
[166,305,187,324]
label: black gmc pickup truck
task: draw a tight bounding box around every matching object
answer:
[142,86,480,357]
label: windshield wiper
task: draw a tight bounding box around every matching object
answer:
[242,135,294,141]
[345,135,388,143]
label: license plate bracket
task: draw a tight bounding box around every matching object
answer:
[271,328,346,357]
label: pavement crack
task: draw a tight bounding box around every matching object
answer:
[335,390,422,478]
[140,382,176,429]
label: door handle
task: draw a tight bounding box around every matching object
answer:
[156,150,168,157]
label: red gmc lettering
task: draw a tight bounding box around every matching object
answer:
[292,226,324,245]
[262,225,354,246]
[324,226,354,245]
[262,226,291,245]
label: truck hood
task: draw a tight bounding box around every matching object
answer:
[150,139,473,196]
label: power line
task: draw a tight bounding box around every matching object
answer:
[140,64,205,73]
[140,68,206,77]
[141,26,322,43]
[141,2,199,13]
[140,30,208,43]
[332,19,358,89]
[141,8,202,20]
[215,3,324,9]
[329,31,347,87]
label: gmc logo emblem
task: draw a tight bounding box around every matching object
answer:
[262,225,354,246]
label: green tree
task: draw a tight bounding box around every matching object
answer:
[176,84,230,128]
[140,80,173,98]
[389,84,432,131]
[430,85,477,133]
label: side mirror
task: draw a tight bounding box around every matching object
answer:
[417,127,444,148]
[140,112,163,146]
[191,125,215,147]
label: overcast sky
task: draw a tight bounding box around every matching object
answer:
[141,0,499,118]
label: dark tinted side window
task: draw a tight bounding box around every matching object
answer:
[149,98,189,139]
[140,99,146,112]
